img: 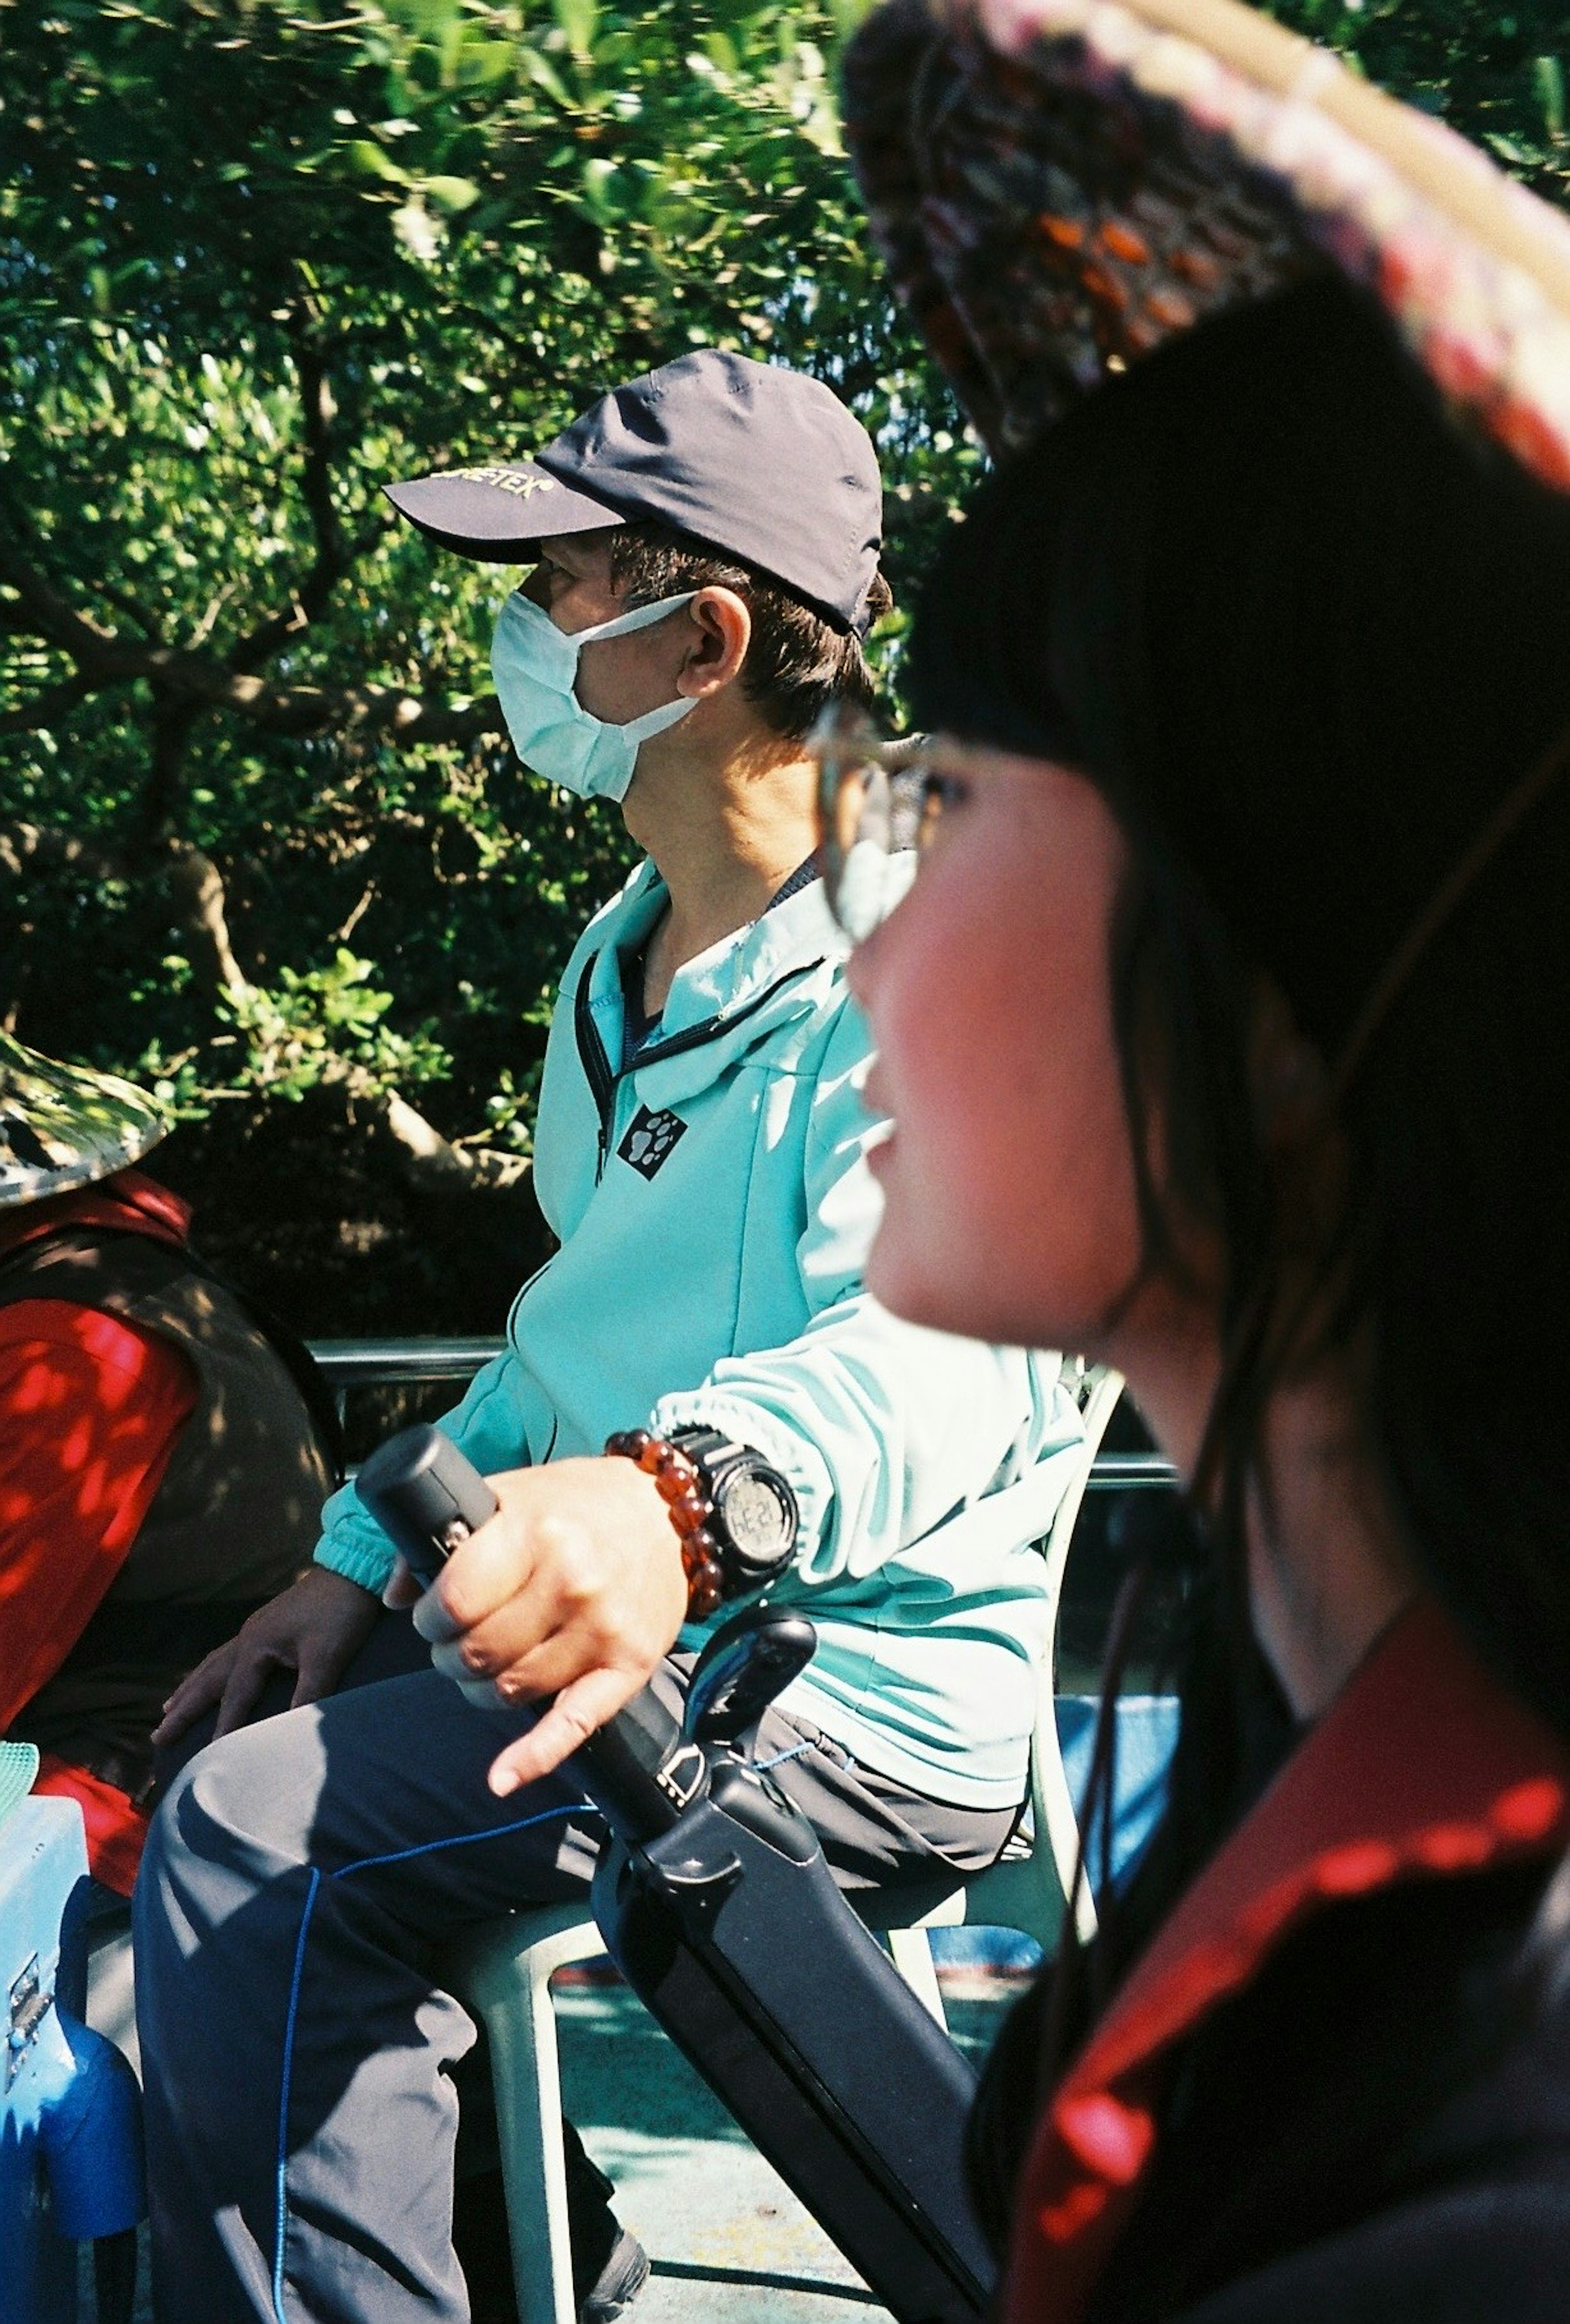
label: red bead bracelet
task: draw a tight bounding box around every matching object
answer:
[605,1428,726,1619]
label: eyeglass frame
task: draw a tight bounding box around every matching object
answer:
[807,700,960,940]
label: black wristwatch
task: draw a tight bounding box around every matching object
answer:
[668,1428,800,1595]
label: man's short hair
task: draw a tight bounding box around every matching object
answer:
[609,521,894,742]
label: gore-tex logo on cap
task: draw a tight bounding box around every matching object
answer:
[618,1105,688,1180]
[452,466,557,498]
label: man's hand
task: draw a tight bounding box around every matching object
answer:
[151,1567,384,1746]
[409,1454,687,1796]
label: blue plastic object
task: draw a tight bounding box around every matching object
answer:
[1057,1692,1182,1892]
[0,1794,146,2324]
[38,2006,145,2241]
[929,1693,1181,1977]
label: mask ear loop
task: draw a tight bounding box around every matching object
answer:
[573,589,699,648]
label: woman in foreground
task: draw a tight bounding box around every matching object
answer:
[823,1,1570,2315]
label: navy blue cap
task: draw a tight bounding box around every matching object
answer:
[386,351,884,636]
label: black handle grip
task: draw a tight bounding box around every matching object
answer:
[356,1423,498,1587]
[355,1425,698,1840]
[686,1607,819,1747]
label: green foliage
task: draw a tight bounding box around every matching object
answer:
[0,0,964,1156]
[1265,1,1570,199]
[2,0,1565,1318]
[187,950,453,1112]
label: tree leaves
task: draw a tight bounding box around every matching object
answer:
[0,0,956,1168]
[5,0,1562,1208]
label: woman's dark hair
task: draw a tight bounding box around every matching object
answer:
[609,520,893,740]
[909,276,1570,2187]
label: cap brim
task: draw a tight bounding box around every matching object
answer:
[844,0,1570,491]
[384,461,626,560]
[0,1030,168,1210]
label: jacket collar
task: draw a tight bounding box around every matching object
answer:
[0,1166,191,1261]
[586,856,845,1042]
[1007,1597,1570,2324]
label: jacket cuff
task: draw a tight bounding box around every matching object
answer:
[313,1526,397,1596]
[647,1389,835,1571]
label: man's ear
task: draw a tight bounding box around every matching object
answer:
[675,587,751,699]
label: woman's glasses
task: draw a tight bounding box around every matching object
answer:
[808,702,949,940]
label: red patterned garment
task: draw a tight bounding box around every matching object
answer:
[0,1173,197,1887]
[1005,1597,1570,2323]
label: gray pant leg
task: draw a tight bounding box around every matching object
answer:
[136,1662,1018,2324]
[756,1699,1020,1889]
[135,1665,606,2324]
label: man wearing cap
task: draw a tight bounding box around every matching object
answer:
[137,352,1083,2324]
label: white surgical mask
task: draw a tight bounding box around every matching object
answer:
[490,588,698,803]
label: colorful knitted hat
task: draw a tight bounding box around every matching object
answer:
[843,0,1570,484]
[0,1030,168,1210]
[844,0,1570,1083]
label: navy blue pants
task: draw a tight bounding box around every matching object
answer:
[135,1626,1014,2322]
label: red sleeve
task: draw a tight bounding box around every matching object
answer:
[0,1300,197,1727]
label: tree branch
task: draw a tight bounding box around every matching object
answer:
[139,690,202,844]
[163,842,251,999]
[231,314,349,674]
[0,536,503,744]
[1,817,251,1001]
[0,820,123,884]
[377,1088,533,1195]
[2,820,524,1190]
[0,672,96,737]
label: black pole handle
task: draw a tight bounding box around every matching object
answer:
[355,1425,700,1838]
[355,1424,498,1586]
[685,1605,819,1746]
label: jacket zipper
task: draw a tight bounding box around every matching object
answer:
[573,953,828,1182]
[574,965,619,1178]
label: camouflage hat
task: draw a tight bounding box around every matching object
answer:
[0,1030,168,1210]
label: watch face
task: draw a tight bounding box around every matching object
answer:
[717,1469,796,1567]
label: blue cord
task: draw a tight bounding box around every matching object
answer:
[753,1738,812,1773]
[272,1869,321,2324]
[271,1801,590,2324]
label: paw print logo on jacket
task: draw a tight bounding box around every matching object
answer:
[617,1105,689,1181]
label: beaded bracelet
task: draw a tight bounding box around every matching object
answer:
[604,1428,726,1618]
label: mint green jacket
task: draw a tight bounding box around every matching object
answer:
[315,861,1084,1807]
